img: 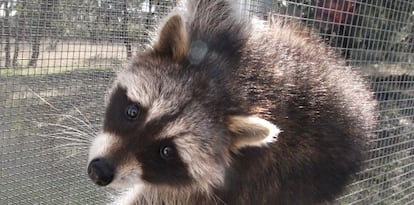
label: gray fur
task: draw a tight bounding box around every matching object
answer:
[87,0,377,204]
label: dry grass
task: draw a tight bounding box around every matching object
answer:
[360,63,414,76]
[0,40,136,76]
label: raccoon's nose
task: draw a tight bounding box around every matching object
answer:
[87,158,114,186]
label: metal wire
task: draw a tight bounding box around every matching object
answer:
[0,0,413,204]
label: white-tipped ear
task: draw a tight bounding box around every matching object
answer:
[227,115,280,149]
[153,14,188,62]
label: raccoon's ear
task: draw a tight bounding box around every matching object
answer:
[227,115,280,149]
[153,14,189,62]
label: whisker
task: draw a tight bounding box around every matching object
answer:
[41,123,93,137]
[38,132,90,143]
[29,118,93,142]
[26,87,98,165]
[26,87,98,136]
[52,150,87,166]
[27,87,60,111]
[41,114,97,137]
[71,104,99,133]
[38,142,89,154]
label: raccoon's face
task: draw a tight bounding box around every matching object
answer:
[88,63,233,190]
[87,14,280,196]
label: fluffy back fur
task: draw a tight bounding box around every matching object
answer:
[87,0,377,204]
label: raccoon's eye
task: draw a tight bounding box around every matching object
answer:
[125,104,140,120]
[160,145,175,160]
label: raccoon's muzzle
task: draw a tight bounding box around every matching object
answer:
[88,158,115,186]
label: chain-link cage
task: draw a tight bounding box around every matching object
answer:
[0,0,413,204]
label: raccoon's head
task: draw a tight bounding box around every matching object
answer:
[87,14,280,196]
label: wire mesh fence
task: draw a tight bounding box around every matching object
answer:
[0,0,413,204]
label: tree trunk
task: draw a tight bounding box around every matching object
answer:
[12,36,21,67]
[121,0,132,58]
[28,36,40,67]
[4,0,11,68]
[143,0,154,46]
[28,0,54,67]
[0,3,3,69]
[13,1,27,67]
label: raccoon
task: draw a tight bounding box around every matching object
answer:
[87,0,376,204]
